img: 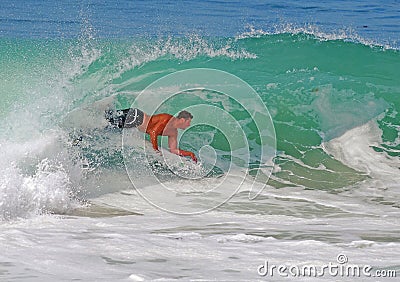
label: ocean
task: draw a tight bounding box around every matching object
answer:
[1,0,399,281]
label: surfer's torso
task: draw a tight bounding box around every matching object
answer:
[144,113,178,151]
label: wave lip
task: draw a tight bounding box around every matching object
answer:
[236,24,399,50]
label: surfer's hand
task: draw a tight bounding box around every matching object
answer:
[190,153,198,163]
[173,149,197,163]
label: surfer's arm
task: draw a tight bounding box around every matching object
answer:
[168,135,197,163]
[179,150,198,163]
[147,114,172,152]
[148,121,167,151]
[149,131,159,151]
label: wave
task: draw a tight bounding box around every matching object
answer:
[0,30,399,220]
[0,132,79,221]
[235,24,399,50]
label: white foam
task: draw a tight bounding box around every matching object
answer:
[129,274,145,281]
[0,157,75,221]
[0,35,108,222]
[236,24,398,50]
[116,35,257,77]
[0,131,81,221]
[161,232,203,240]
[324,120,400,178]
[213,233,266,243]
[347,240,376,248]
[322,120,400,216]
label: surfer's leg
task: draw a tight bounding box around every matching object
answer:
[104,108,146,129]
[105,109,128,128]
[137,112,150,132]
[124,108,145,128]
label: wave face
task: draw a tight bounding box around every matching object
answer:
[0,30,399,219]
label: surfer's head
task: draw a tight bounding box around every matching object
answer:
[176,110,193,129]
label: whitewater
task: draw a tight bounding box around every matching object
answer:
[1,0,399,280]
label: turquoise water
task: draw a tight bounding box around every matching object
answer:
[1,31,398,191]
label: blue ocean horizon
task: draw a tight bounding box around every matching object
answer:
[1,0,399,46]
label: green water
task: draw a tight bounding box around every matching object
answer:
[1,34,399,190]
